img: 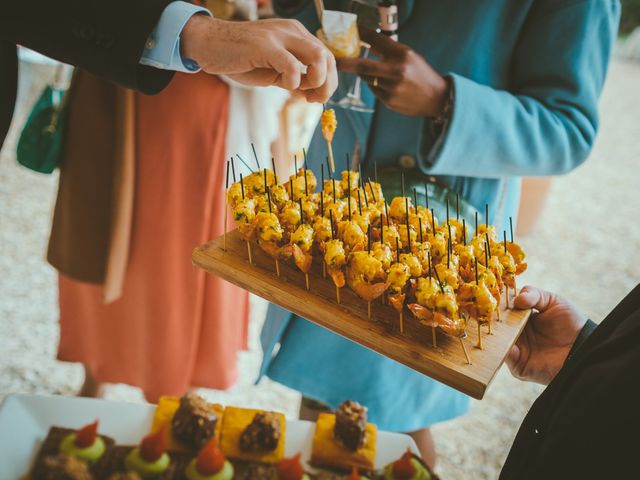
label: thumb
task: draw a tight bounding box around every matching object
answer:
[506,343,520,368]
[514,285,555,312]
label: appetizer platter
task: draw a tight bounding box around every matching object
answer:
[1,393,425,480]
[193,109,530,400]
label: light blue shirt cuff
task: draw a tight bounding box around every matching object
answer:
[139,1,211,73]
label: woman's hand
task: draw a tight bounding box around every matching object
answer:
[337,28,448,117]
[507,286,587,386]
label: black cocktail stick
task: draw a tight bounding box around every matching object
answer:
[230,156,237,182]
[475,211,479,237]
[405,196,411,253]
[251,143,261,170]
[462,219,467,246]
[271,157,278,184]
[419,217,424,243]
[263,168,268,195]
[236,153,253,173]
[240,173,245,199]
[485,233,492,259]
[433,263,445,294]
[367,178,377,203]
[357,189,363,216]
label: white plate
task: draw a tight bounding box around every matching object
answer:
[0,394,418,479]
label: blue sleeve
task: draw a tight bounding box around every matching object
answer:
[421,0,620,178]
[139,1,211,73]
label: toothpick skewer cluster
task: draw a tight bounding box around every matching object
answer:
[225,145,527,365]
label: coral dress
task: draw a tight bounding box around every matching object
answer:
[57,74,249,402]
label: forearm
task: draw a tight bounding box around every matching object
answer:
[2,0,173,93]
[420,0,620,179]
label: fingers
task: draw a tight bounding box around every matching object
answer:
[269,49,305,90]
[358,26,406,59]
[505,344,522,374]
[337,57,401,80]
[514,286,556,312]
[227,69,281,87]
[300,49,338,103]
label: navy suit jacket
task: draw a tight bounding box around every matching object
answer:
[1,0,175,149]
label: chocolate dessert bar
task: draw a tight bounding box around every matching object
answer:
[334,401,367,451]
[238,412,281,453]
[171,394,218,451]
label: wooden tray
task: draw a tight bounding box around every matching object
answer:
[192,230,531,400]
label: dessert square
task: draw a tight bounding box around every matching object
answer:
[310,413,377,471]
[219,407,286,464]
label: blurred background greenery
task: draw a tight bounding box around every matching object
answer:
[622,0,640,34]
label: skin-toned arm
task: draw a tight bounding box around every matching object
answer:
[337,27,449,117]
[506,286,587,386]
[181,15,338,103]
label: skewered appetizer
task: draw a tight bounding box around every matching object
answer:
[321,108,337,173]
[225,159,528,362]
[219,407,286,464]
[275,452,311,480]
[311,401,377,472]
[30,420,115,479]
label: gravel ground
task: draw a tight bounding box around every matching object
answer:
[1,59,639,479]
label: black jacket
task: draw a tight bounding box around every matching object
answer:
[501,283,640,479]
[1,0,175,149]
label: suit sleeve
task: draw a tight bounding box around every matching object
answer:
[1,0,174,94]
[420,0,620,178]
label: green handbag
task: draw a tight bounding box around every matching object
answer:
[16,69,70,174]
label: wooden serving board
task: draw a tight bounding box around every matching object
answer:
[192,230,531,400]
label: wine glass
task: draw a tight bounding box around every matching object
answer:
[331,42,374,113]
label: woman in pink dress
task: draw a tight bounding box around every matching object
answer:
[51,71,249,402]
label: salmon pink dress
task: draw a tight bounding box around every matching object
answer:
[57,74,249,402]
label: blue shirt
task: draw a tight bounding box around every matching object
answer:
[139,1,210,73]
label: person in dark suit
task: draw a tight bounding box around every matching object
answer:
[501,284,640,479]
[0,0,337,148]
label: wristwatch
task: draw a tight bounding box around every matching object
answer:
[431,78,453,129]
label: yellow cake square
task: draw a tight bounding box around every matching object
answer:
[219,406,286,463]
[311,412,377,471]
[151,395,224,452]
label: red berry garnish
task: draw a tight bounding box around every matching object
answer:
[140,426,167,462]
[75,420,98,448]
[276,452,305,480]
[392,449,416,479]
[196,438,226,475]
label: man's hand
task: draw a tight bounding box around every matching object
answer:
[507,286,587,386]
[337,28,448,117]
[181,16,337,103]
